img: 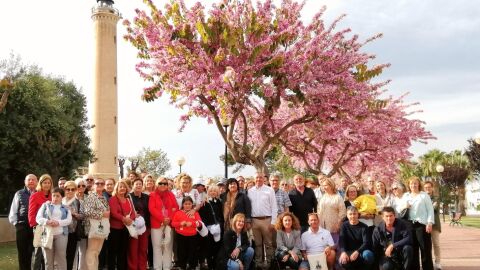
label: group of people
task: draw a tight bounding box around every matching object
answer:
[8,171,441,270]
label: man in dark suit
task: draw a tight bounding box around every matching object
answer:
[372,206,413,270]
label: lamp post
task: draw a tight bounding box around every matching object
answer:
[435,164,445,222]
[177,156,185,174]
[220,118,230,179]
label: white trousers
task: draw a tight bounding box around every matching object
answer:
[151,226,173,270]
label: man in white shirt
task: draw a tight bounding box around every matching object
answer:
[300,213,336,270]
[248,172,278,269]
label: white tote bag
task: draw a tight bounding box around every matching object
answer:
[307,253,328,270]
[33,224,53,249]
[33,203,53,249]
[88,217,110,239]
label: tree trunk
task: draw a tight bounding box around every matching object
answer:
[0,89,11,112]
[252,159,269,178]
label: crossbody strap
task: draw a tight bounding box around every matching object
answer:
[207,201,218,224]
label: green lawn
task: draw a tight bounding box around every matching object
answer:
[0,241,18,270]
[460,216,480,229]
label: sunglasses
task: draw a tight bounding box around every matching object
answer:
[392,187,398,190]
[77,185,86,188]
[86,178,94,182]
[158,182,168,186]
[281,184,288,186]
[65,188,76,192]
[95,182,105,186]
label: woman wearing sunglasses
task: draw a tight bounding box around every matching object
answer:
[75,178,88,270]
[62,180,83,270]
[149,177,178,270]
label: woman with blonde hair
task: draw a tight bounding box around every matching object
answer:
[317,177,346,244]
[83,178,110,270]
[75,178,88,270]
[143,174,156,195]
[28,174,53,269]
[198,185,224,268]
[274,212,302,269]
[149,176,178,270]
[223,213,254,270]
[174,174,202,213]
[108,180,134,270]
[404,176,435,270]
[62,180,83,270]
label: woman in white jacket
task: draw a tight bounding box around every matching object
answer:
[36,187,72,270]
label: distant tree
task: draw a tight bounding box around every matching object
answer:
[0,65,92,214]
[399,149,473,215]
[128,147,171,177]
[465,138,480,176]
[0,53,24,112]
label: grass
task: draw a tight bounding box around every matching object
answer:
[0,241,18,270]
[460,216,480,229]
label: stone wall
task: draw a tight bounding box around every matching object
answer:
[0,217,16,242]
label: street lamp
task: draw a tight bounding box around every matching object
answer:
[435,164,445,222]
[220,117,230,179]
[177,156,186,174]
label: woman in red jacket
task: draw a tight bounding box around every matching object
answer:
[149,177,177,270]
[108,180,135,270]
[172,196,203,270]
[28,174,53,270]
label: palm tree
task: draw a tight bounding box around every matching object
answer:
[441,150,472,215]
[418,149,447,178]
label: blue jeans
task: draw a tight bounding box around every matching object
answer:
[340,250,375,270]
[227,247,254,270]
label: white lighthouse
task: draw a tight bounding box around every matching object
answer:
[89,0,121,179]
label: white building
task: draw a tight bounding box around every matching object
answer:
[466,177,480,215]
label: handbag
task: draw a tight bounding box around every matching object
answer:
[88,217,110,239]
[33,224,53,249]
[128,194,147,236]
[33,203,53,249]
[206,201,222,242]
[118,196,138,239]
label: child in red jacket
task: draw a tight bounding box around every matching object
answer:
[172,196,203,270]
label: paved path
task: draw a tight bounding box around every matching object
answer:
[439,220,480,270]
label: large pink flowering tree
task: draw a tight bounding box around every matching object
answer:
[124,0,431,175]
[280,95,433,181]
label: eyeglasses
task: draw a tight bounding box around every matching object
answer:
[77,185,86,188]
[95,182,105,186]
[392,187,398,190]
[86,178,94,182]
[281,184,288,186]
[65,188,76,192]
[158,182,168,186]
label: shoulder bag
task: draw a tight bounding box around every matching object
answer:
[33,203,54,249]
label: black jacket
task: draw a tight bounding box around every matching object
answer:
[199,198,224,227]
[129,192,151,228]
[223,230,250,259]
[372,218,412,256]
[220,192,251,220]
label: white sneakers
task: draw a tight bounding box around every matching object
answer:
[435,262,442,270]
